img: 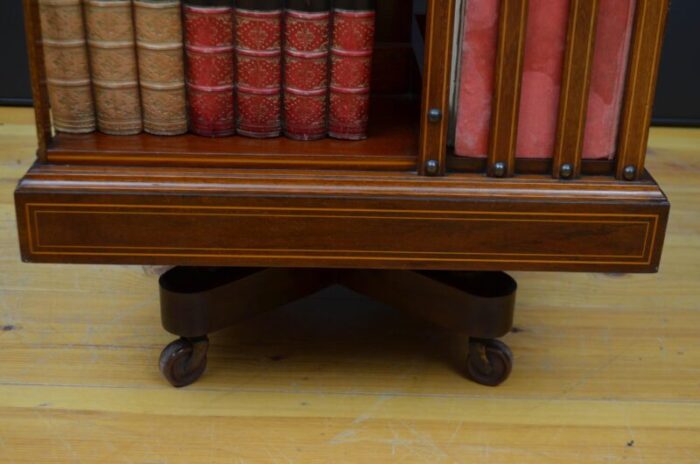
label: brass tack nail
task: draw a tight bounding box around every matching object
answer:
[492,162,506,178]
[560,163,573,179]
[428,108,442,123]
[425,159,439,176]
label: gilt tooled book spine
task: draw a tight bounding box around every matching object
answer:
[329,0,375,140]
[283,0,330,141]
[184,0,235,137]
[38,0,96,133]
[134,0,188,136]
[84,0,143,135]
[234,0,283,138]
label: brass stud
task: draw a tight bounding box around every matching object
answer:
[425,159,439,176]
[623,165,637,181]
[560,163,573,179]
[428,108,442,123]
[492,162,506,178]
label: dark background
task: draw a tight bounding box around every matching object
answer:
[1,0,699,125]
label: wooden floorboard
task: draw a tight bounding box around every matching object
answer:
[1,107,699,463]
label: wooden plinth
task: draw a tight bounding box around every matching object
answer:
[15,164,669,273]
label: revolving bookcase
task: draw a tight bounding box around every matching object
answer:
[15,0,670,387]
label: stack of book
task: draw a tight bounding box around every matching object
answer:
[37,0,377,141]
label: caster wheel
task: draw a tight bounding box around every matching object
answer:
[159,336,209,388]
[466,338,513,387]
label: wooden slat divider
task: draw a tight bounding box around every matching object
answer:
[552,0,600,180]
[615,0,670,181]
[418,0,457,177]
[487,0,529,178]
[22,0,51,160]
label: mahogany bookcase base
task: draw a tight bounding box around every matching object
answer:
[14,165,669,386]
[158,267,517,387]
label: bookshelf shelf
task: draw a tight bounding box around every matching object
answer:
[13,0,674,387]
[46,96,419,170]
[16,0,671,272]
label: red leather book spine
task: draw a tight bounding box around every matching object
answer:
[283,2,331,141]
[329,2,375,140]
[234,2,283,138]
[184,2,236,137]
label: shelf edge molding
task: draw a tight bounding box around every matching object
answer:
[16,165,669,273]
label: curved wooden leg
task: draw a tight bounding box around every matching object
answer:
[156,267,518,387]
[339,270,517,338]
[160,267,333,337]
[340,269,517,386]
[158,267,334,387]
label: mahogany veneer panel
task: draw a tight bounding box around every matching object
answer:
[16,166,669,273]
[46,97,419,171]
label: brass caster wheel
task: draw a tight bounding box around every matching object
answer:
[159,336,209,388]
[466,338,513,387]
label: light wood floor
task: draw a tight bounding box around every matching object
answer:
[1,107,699,463]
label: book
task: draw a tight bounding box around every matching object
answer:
[38,0,95,134]
[184,0,236,137]
[84,0,143,135]
[134,0,188,136]
[234,0,283,138]
[454,0,636,160]
[283,0,331,141]
[329,0,376,141]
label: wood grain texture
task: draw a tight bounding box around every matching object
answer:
[487,0,529,178]
[22,0,51,160]
[616,0,670,180]
[15,164,669,272]
[553,0,600,179]
[1,108,700,462]
[418,0,456,176]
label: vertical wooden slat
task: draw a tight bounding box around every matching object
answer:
[418,0,457,176]
[553,0,600,179]
[22,0,52,161]
[616,0,670,181]
[487,0,528,178]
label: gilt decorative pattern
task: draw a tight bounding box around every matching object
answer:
[134,0,187,135]
[184,4,235,137]
[84,0,143,135]
[283,9,330,140]
[329,9,375,140]
[235,8,283,138]
[38,0,95,133]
